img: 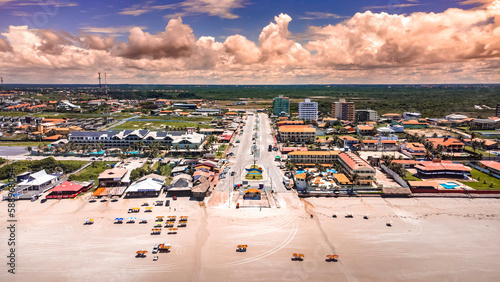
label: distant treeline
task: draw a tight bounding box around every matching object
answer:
[7,84,500,117]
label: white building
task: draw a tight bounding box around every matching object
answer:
[298,99,318,121]
[68,128,205,149]
[403,112,421,120]
[445,114,468,121]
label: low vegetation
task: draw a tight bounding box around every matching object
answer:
[68,161,116,184]
[110,120,213,130]
[403,171,421,182]
[461,168,500,190]
[0,157,85,181]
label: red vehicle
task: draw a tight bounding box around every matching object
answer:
[173,196,177,201]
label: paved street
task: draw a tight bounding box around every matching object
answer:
[209,112,299,208]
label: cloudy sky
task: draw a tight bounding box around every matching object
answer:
[0,0,499,84]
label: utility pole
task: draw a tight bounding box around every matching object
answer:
[104,72,108,98]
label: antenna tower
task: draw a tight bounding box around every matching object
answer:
[98,72,101,88]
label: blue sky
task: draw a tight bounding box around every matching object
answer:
[0,0,480,42]
[0,0,498,84]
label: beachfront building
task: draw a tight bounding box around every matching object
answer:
[278,126,316,143]
[68,128,205,150]
[93,168,129,198]
[478,161,500,176]
[355,109,378,122]
[332,99,355,122]
[17,170,59,193]
[337,152,376,185]
[124,174,166,198]
[167,173,193,197]
[298,99,318,121]
[415,160,471,179]
[98,168,128,187]
[288,151,339,167]
[192,176,211,200]
[46,181,93,199]
[273,95,290,116]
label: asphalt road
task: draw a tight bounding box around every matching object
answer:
[0,146,29,157]
[218,112,289,193]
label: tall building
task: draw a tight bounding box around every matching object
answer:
[272,95,290,116]
[298,99,318,121]
[496,104,500,117]
[332,99,355,121]
[355,109,378,122]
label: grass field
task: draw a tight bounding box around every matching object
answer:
[404,171,422,182]
[464,146,491,156]
[110,120,213,130]
[68,161,116,185]
[461,168,500,190]
[134,116,214,122]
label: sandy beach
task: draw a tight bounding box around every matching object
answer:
[1,195,500,281]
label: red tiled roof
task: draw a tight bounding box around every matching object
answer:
[50,181,83,192]
[426,138,464,148]
[357,125,374,130]
[479,161,500,172]
[414,160,471,172]
[392,160,417,165]
[338,152,373,170]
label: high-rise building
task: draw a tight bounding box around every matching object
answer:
[332,99,355,121]
[298,99,318,121]
[273,95,290,116]
[496,104,500,117]
[355,109,378,122]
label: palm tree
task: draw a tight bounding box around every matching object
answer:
[285,160,295,172]
[315,162,326,173]
[350,173,360,193]
[424,150,433,161]
[202,143,210,154]
[471,140,478,153]
[165,144,171,156]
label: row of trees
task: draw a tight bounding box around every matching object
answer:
[29,134,222,160]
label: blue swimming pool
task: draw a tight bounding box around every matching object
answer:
[440,182,459,189]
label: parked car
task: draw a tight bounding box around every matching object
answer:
[166,200,170,207]
[152,244,159,254]
[173,196,177,201]
[231,171,235,176]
